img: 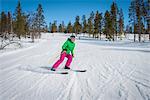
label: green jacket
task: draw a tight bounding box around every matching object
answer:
[62,38,75,55]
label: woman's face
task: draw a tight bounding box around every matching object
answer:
[71,37,75,42]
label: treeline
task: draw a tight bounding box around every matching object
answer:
[49,0,149,42]
[128,0,149,42]
[0,1,46,42]
[50,2,124,41]
[1,0,149,42]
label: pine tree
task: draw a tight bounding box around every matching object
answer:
[25,13,34,38]
[74,16,81,36]
[45,25,48,32]
[104,10,113,41]
[90,11,95,22]
[27,13,36,42]
[35,4,45,38]
[62,21,65,33]
[129,0,136,42]
[98,13,103,39]
[94,11,102,38]
[118,8,124,37]
[58,21,65,33]
[7,12,12,33]
[49,22,52,32]
[129,0,147,42]
[88,11,94,37]
[82,15,87,33]
[14,1,26,39]
[51,21,57,33]
[24,14,29,38]
[94,11,99,38]
[110,2,118,41]
[58,24,63,32]
[67,21,73,33]
[0,12,7,34]
[142,0,150,41]
[135,0,142,42]
[125,25,130,34]
[145,0,150,40]
[88,18,92,37]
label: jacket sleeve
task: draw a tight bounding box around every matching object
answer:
[71,44,75,56]
[62,40,68,51]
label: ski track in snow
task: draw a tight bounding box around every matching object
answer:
[0,33,150,100]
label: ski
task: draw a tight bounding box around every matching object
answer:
[70,69,87,72]
[49,69,86,74]
[40,66,86,74]
[37,66,68,74]
[62,69,87,72]
[50,71,68,74]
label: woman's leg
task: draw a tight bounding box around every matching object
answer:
[65,54,73,68]
[52,52,66,69]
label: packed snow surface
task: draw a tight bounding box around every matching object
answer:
[0,33,150,100]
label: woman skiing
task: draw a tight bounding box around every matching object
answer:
[51,35,75,71]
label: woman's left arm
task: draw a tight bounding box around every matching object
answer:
[71,44,75,57]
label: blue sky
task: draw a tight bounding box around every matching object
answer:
[0,0,131,26]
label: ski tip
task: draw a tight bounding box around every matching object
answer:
[78,70,86,72]
[81,70,86,72]
[60,72,68,74]
[72,69,87,72]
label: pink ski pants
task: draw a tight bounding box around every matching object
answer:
[52,52,72,69]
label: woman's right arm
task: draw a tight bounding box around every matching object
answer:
[62,40,68,52]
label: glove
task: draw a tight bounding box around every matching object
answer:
[72,54,74,58]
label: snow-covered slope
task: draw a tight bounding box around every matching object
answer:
[0,33,150,100]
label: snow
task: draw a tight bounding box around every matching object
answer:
[0,33,150,100]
